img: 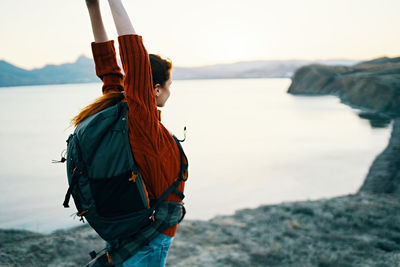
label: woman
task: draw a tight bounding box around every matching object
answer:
[76,0,186,266]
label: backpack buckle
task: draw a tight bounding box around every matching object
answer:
[149,209,156,220]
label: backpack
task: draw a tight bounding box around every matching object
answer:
[60,101,188,243]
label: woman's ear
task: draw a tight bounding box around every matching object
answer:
[154,84,161,96]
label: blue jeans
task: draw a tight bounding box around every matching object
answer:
[122,234,173,267]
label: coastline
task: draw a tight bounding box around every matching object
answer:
[1,57,400,266]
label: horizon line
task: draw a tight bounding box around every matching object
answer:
[2,54,399,71]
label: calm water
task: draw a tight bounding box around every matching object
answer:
[0,79,392,233]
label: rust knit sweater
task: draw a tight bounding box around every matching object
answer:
[91,35,185,237]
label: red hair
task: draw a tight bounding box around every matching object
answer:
[71,91,124,126]
[149,54,172,87]
[72,55,172,126]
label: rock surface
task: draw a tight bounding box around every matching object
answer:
[1,193,400,267]
[0,225,103,267]
[287,57,400,116]
[359,119,400,195]
[169,193,400,267]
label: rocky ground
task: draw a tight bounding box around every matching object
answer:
[1,56,400,267]
[169,193,400,267]
[1,192,399,267]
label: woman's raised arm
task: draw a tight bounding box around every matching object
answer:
[86,0,124,93]
[108,0,136,35]
[108,0,161,149]
[86,0,109,43]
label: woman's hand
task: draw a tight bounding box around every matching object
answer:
[86,0,98,6]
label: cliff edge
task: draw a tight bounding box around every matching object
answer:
[288,56,400,195]
[359,119,400,194]
[287,57,400,116]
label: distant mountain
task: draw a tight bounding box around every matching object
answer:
[0,56,98,87]
[173,59,359,80]
[0,56,359,87]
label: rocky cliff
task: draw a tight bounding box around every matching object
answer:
[359,119,400,194]
[287,57,400,116]
[288,56,400,195]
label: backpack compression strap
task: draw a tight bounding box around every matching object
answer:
[85,136,188,266]
[63,133,86,208]
[63,167,82,208]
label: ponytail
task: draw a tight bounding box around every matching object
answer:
[71,91,125,126]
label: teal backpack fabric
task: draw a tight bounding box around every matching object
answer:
[62,101,188,245]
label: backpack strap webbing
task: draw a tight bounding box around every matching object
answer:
[85,136,188,266]
[63,168,81,208]
[150,135,188,211]
[86,201,185,267]
[174,189,185,200]
[63,133,86,208]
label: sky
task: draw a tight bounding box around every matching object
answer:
[0,0,399,69]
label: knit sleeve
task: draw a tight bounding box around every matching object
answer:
[118,34,161,150]
[91,40,124,93]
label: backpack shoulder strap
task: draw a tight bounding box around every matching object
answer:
[150,136,188,211]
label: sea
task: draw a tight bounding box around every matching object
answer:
[0,78,392,233]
